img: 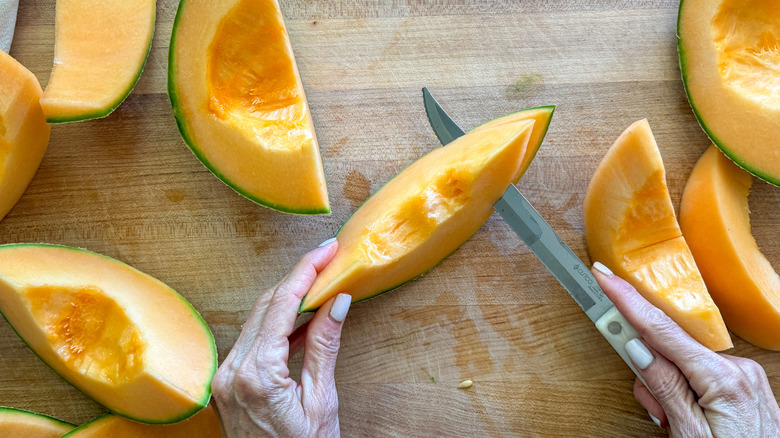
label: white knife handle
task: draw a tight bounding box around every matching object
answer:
[594,306,650,389]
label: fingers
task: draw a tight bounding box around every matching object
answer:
[300,293,351,414]
[634,378,667,427]
[253,241,339,363]
[591,263,726,388]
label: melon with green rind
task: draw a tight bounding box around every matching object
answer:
[168,0,330,214]
[300,107,554,311]
[678,0,780,186]
[61,405,222,437]
[0,243,217,424]
[0,407,75,437]
[40,0,156,123]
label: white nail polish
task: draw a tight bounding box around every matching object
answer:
[593,261,614,276]
[329,293,351,322]
[625,338,654,370]
[648,412,662,427]
[319,237,337,247]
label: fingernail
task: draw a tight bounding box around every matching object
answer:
[319,237,337,247]
[329,293,351,322]
[625,338,654,370]
[593,261,613,276]
[648,411,662,427]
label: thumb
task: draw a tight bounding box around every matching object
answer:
[300,293,351,413]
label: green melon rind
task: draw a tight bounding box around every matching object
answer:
[676,0,780,187]
[59,414,113,437]
[167,0,330,215]
[0,243,217,425]
[0,406,76,431]
[299,106,555,312]
[45,5,156,124]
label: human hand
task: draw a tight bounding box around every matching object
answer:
[591,262,780,437]
[212,240,352,438]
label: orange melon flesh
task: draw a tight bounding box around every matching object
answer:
[584,120,732,351]
[62,405,222,438]
[0,51,51,220]
[40,0,156,123]
[0,407,75,437]
[0,244,217,424]
[678,0,780,185]
[169,0,329,214]
[680,146,780,350]
[301,107,554,311]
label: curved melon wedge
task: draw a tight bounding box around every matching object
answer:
[62,405,222,438]
[681,146,780,350]
[40,0,156,123]
[0,244,217,424]
[301,107,554,311]
[678,0,780,186]
[584,120,732,351]
[169,0,329,214]
[0,407,75,437]
[0,51,51,220]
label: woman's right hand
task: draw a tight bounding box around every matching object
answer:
[592,262,780,437]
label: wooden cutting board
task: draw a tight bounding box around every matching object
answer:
[3,1,779,436]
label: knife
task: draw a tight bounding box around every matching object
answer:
[422,87,649,387]
[0,0,18,53]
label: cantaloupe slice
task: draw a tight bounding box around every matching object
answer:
[680,146,780,350]
[0,51,51,221]
[0,244,217,424]
[0,407,75,437]
[678,0,780,186]
[300,107,554,311]
[62,405,222,437]
[40,0,156,123]
[583,120,732,351]
[168,0,329,214]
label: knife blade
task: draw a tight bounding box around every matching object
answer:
[422,87,649,386]
[0,0,19,53]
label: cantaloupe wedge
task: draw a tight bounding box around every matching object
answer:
[583,120,732,351]
[0,407,75,437]
[169,0,329,214]
[301,107,554,311]
[0,51,51,221]
[40,0,156,123]
[62,405,222,438]
[680,146,780,350]
[0,244,217,424]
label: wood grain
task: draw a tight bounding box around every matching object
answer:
[2,0,778,436]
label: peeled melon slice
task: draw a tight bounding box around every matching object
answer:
[678,0,780,186]
[62,405,222,438]
[0,244,217,424]
[169,0,329,214]
[0,407,75,437]
[583,120,732,351]
[681,146,780,350]
[0,51,51,220]
[40,0,156,123]
[300,107,554,311]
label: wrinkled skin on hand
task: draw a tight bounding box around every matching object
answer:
[212,242,349,438]
[592,265,780,438]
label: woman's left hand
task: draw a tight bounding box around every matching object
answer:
[211,240,352,438]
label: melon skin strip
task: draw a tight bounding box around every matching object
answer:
[680,146,780,350]
[300,107,554,312]
[168,0,329,214]
[0,244,217,424]
[0,51,51,220]
[583,119,732,351]
[0,407,75,437]
[40,0,156,123]
[61,405,222,438]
